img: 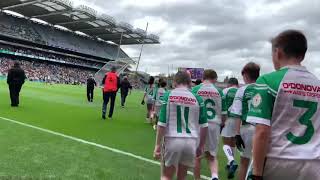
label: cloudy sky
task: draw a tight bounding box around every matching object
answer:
[77,0,319,81]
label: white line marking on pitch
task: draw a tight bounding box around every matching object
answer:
[0,116,210,180]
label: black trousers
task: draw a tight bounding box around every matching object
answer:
[9,84,22,106]
[121,92,128,106]
[87,87,94,102]
[102,91,117,118]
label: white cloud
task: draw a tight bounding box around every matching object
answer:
[82,0,320,81]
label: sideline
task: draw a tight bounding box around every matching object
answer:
[0,116,211,180]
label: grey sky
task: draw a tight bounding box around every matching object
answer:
[78,0,320,81]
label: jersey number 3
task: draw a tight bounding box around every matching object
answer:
[286,99,317,145]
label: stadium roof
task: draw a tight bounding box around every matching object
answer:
[0,0,160,45]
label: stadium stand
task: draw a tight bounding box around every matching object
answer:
[0,0,159,86]
[0,12,130,60]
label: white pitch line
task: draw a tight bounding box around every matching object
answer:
[0,116,210,180]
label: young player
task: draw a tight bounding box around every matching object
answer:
[229,62,260,180]
[141,76,155,123]
[153,79,168,130]
[247,30,320,180]
[221,77,239,178]
[153,71,208,180]
[193,69,227,180]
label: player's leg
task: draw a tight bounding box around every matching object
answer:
[206,153,219,180]
[146,103,153,123]
[238,125,254,180]
[102,92,109,119]
[193,156,202,180]
[177,164,189,180]
[162,165,176,180]
[221,118,237,171]
[205,124,220,180]
[162,138,180,180]
[108,92,116,118]
[91,88,94,102]
[87,87,90,102]
[238,157,250,180]
[120,93,125,107]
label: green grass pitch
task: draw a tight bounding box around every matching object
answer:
[0,81,239,180]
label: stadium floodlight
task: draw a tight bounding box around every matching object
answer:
[118,22,133,32]
[98,13,116,26]
[134,28,147,37]
[75,4,97,17]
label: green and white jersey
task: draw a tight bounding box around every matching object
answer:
[247,66,320,160]
[230,84,255,125]
[192,83,227,124]
[144,84,155,104]
[223,87,238,117]
[154,87,167,106]
[158,87,208,138]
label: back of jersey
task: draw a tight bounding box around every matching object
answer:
[223,87,238,117]
[193,83,226,124]
[158,87,207,138]
[154,87,167,106]
[272,67,320,159]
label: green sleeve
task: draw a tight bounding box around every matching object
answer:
[218,88,227,115]
[247,77,275,126]
[158,91,171,125]
[193,93,207,126]
[247,68,288,126]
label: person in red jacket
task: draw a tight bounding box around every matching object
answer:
[101,66,120,120]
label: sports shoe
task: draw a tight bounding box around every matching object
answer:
[212,178,218,180]
[102,115,106,120]
[228,160,238,179]
[145,118,151,123]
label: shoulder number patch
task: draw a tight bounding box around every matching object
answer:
[252,93,262,108]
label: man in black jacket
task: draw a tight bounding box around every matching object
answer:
[120,76,132,107]
[87,75,97,102]
[7,62,26,107]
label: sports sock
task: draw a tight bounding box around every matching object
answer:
[223,145,234,165]
[211,172,218,179]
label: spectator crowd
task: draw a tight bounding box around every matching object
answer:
[0,57,94,84]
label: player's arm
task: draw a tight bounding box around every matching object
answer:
[252,124,270,176]
[229,87,245,150]
[153,92,170,159]
[195,94,208,157]
[247,80,275,177]
[219,88,228,128]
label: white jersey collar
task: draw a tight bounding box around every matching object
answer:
[281,65,307,71]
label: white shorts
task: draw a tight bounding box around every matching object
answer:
[221,117,237,138]
[163,137,197,168]
[240,124,255,159]
[263,158,320,180]
[204,123,220,156]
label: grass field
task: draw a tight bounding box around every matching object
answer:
[0,81,239,180]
